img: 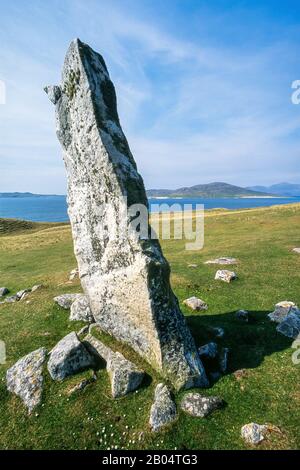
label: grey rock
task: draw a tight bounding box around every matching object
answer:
[292,247,300,254]
[188,264,198,268]
[180,392,224,417]
[84,334,112,362]
[0,287,9,296]
[69,295,94,323]
[46,38,207,390]
[205,257,237,265]
[183,296,208,311]
[268,301,299,323]
[107,351,144,398]
[198,342,218,359]
[54,293,83,309]
[218,347,229,373]
[47,332,94,381]
[276,313,300,339]
[16,289,31,300]
[84,334,144,397]
[236,309,249,322]
[149,384,177,431]
[215,270,237,283]
[6,347,47,413]
[5,295,18,303]
[241,423,267,445]
[31,284,43,292]
[44,85,61,104]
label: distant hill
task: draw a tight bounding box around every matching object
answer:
[0,192,63,198]
[247,183,300,197]
[147,182,273,198]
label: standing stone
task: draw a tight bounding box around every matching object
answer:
[6,347,47,413]
[45,38,207,390]
[69,295,94,323]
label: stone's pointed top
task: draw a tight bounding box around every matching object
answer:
[44,85,61,105]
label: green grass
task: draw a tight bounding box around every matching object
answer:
[0,204,299,450]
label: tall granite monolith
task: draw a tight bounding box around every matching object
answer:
[45,39,208,389]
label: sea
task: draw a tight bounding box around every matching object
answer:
[0,195,299,223]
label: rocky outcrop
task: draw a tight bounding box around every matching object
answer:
[45,38,207,390]
[180,393,223,417]
[183,296,208,311]
[6,347,47,413]
[215,270,237,283]
[69,295,94,323]
[47,332,94,381]
[149,384,177,431]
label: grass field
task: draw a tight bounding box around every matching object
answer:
[0,203,299,450]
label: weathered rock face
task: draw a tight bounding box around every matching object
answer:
[215,270,237,283]
[183,296,208,311]
[69,295,94,323]
[47,332,94,381]
[268,301,299,323]
[45,38,207,390]
[6,347,47,413]
[149,383,177,431]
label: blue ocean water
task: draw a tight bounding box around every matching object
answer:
[0,195,299,223]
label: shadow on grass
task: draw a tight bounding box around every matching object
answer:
[187,310,291,375]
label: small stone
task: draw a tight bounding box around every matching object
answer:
[236,310,249,322]
[215,270,237,283]
[233,369,248,381]
[188,264,198,268]
[205,257,237,265]
[180,393,224,417]
[211,327,225,338]
[0,287,9,296]
[47,332,94,381]
[183,297,208,311]
[218,347,229,373]
[6,347,47,413]
[31,285,43,292]
[268,301,299,323]
[5,295,18,303]
[149,384,176,432]
[69,295,94,323]
[292,248,300,254]
[241,423,267,445]
[198,342,218,359]
[276,313,300,339]
[16,289,31,300]
[69,268,79,281]
[53,293,83,309]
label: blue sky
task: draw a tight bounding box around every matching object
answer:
[1,0,300,193]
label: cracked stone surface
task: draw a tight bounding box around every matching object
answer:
[180,392,224,418]
[149,383,177,431]
[45,38,207,390]
[241,423,268,445]
[276,312,300,339]
[6,347,47,413]
[47,332,94,381]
